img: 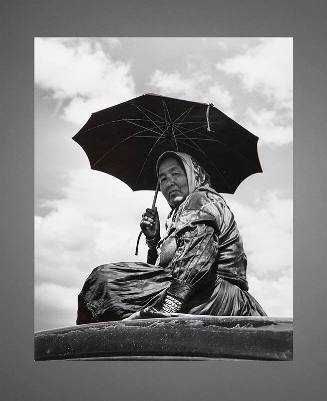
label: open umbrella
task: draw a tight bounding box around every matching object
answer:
[73,93,262,193]
[72,93,262,253]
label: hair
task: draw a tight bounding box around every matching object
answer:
[157,153,186,173]
[157,151,211,190]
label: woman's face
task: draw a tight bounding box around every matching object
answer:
[158,157,189,208]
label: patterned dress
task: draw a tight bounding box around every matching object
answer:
[76,183,266,324]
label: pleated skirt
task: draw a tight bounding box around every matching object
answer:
[76,262,266,324]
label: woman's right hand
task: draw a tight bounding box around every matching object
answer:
[140,208,160,240]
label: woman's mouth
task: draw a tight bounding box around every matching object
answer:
[169,189,180,197]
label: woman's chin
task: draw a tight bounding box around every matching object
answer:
[170,195,185,208]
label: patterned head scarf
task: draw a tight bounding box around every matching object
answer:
[156,151,211,194]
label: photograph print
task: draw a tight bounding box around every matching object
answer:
[34,37,293,360]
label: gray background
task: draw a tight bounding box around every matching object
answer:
[1,1,326,400]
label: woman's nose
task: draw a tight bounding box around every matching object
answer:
[166,175,175,186]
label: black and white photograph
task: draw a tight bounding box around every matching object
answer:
[2,1,327,400]
[34,37,293,360]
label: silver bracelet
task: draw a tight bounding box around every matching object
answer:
[161,295,182,313]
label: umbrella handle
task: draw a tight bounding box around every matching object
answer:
[135,181,160,256]
[151,181,160,210]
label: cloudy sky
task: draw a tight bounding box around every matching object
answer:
[34,37,293,331]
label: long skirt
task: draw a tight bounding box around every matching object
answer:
[76,262,266,324]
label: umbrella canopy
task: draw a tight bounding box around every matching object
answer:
[73,93,262,194]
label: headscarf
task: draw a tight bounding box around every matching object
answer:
[155,151,212,263]
[156,151,211,195]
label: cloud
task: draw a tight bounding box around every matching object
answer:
[149,70,210,98]
[35,282,80,330]
[211,38,293,146]
[34,171,170,279]
[35,282,78,312]
[248,273,293,317]
[149,69,234,115]
[225,191,293,280]
[216,38,293,111]
[207,84,233,112]
[34,38,135,125]
[35,168,172,329]
[239,107,293,146]
[224,191,293,316]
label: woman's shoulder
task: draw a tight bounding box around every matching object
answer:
[185,187,226,211]
[172,187,232,231]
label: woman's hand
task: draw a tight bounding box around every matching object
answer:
[140,208,160,240]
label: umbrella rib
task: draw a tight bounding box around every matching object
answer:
[133,103,166,122]
[91,127,160,168]
[79,118,164,134]
[113,118,167,124]
[162,99,172,124]
[128,104,168,143]
[173,122,226,141]
[174,120,260,168]
[175,135,233,191]
[82,121,121,133]
[177,124,252,164]
[174,124,227,145]
[176,137,228,142]
[134,136,165,187]
[161,99,169,125]
[179,126,260,168]
[170,105,196,151]
[171,126,179,151]
[174,121,208,124]
[158,99,175,149]
[125,119,172,132]
[161,99,171,122]
[123,120,164,137]
[133,135,161,138]
[173,123,209,138]
[161,100,181,150]
[172,105,195,125]
[131,103,166,134]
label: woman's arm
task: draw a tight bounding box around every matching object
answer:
[146,236,160,264]
[125,217,219,320]
[155,190,223,313]
[158,217,219,313]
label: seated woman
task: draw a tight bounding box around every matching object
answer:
[76,151,266,324]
